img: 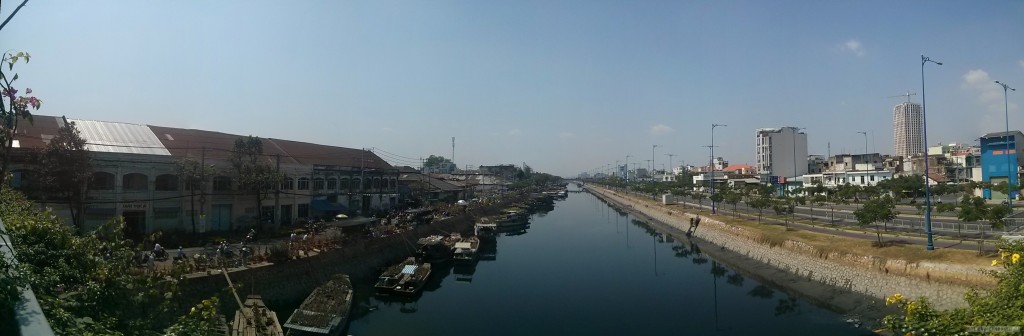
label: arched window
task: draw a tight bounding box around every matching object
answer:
[327,177,338,190]
[281,177,294,190]
[363,178,371,190]
[340,178,350,192]
[90,172,115,190]
[297,177,310,190]
[154,174,179,191]
[122,173,149,191]
[212,176,232,191]
[373,178,381,190]
[390,178,397,191]
[351,179,360,192]
[313,177,325,190]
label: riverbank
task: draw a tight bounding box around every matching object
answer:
[587,185,989,328]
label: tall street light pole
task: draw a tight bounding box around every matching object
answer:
[921,54,942,251]
[857,131,868,184]
[711,123,727,214]
[996,80,1017,209]
[652,145,660,174]
[790,127,806,194]
[666,153,675,177]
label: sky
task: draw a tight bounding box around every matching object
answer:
[3,0,1023,177]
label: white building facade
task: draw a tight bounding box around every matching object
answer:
[756,127,808,179]
[893,102,924,158]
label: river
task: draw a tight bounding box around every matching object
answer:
[281,187,869,335]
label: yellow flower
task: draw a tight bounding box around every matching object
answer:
[906,301,919,314]
[993,259,1001,267]
[1014,254,1021,264]
[886,293,905,305]
[1001,251,1011,260]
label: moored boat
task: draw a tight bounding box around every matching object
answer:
[453,236,480,263]
[416,234,458,263]
[232,295,284,336]
[375,257,432,296]
[283,274,353,336]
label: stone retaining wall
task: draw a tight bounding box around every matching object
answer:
[591,187,975,310]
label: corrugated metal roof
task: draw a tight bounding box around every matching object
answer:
[69,119,171,155]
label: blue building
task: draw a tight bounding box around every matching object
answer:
[980,131,1024,200]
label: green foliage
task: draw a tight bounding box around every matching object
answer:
[1,50,43,185]
[176,157,216,233]
[231,136,283,229]
[882,239,1024,334]
[853,195,896,245]
[163,297,225,336]
[0,187,191,335]
[876,175,925,202]
[423,155,453,169]
[37,120,92,229]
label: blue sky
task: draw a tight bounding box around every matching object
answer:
[3,0,1023,176]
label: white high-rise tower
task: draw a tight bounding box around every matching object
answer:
[893,102,924,158]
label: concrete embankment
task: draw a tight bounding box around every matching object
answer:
[587,186,979,319]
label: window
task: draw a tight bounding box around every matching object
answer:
[297,178,310,190]
[341,178,349,191]
[327,178,338,190]
[155,174,179,191]
[281,177,294,190]
[123,173,149,191]
[352,179,360,191]
[313,178,325,190]
[212,176,232,191]
[297,203,309,218]
[363,178,371,190]
[373,178,381,190]
[90,172,115,190]
[154,207,180,219]
[10,170,28,190]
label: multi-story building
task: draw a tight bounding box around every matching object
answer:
[10,115,399,237]
[980,131,1024,200]
[756,127,808,179]
[893,102,924,158]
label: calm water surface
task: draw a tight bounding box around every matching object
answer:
[336,188,867,335]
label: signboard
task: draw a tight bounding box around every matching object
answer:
[122,203,148,210]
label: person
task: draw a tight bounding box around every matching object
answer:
[176,246,186,261]
[146,253,155,270]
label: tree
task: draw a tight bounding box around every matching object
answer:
[176,157,216,233]
[982,204,1010,253]
[853,195,897,246]
[748,196,771,224]
[935,202,959,238]
[1,187,192,334]
[230,136,282,231]
[38,120,91,230]
[1,51,42,188]
[957,195,988,246]
[692,192,707,212]
[772,197,795,228]
[423,155,453,170]
[723,190,742,218]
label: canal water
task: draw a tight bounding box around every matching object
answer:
[315,187,867,335]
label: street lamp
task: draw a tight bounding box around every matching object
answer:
[652,144,660,174]
[666,154,676,175]
[921,54,942,251]
[625,155,632,183]
[711,123,727,214]
[790,127,806,194]
[858,131,868,185]
[996,80,1017,210]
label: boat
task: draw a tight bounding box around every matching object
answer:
[453,236,480,264]
[232,295,284,336]
[415,234,459,263]
[375,257,432,295]
[282,274,353,336]
[475,222,497,238]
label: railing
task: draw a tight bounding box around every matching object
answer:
[0,218,56,336]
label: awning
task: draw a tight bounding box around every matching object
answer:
[311,199,348,212]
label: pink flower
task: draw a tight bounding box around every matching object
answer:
[27,97,40,109]
[2,88,16,99]
[25,88,32,94]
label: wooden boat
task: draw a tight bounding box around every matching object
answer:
[415,234,458,263]
[375,257,432,295]
[232,295,284,336]
[452,236,480,264]
[283,274,353,336]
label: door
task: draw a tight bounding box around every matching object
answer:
[212,204,232,231]
[122,210,146,242]
[362,195,371,213]
[280,204,292,226]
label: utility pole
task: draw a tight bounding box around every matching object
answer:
[711,123,727,214]
[274,154,281,227]
[452,137,456,169]
[652,144,659,174]
[666,154,675,174]
[200,146,207,232]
